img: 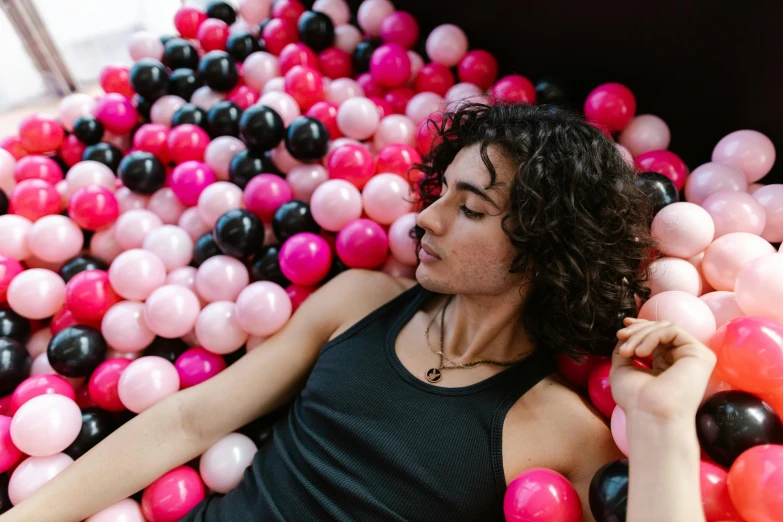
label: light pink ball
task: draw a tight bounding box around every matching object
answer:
[8,453,73,506]
[22,256,62,272]
[200,432,258,494]
[334,24,362,54]
[235,281,292,336]
[147,187,187,225]
[205,136,246,181]
[142,225,194,271]
[712,130,776,183]
[90,225,123,264]
[326,78,365,106]
[7,269,65,320]
[753,184,783,243]
[426,24,469,67]
[196,255,249,303]
[0,215,33,260]
[373,114,415,149]
[361,173,413,225]
[27,215,83,263]
[128,31,164,61]
[381,254,415,279]
[55,180,69,209]
[701,190,766,238]
[406,92,444,124]
[638,290,716,343]
[178,207,212,241]
[101,300,155,353]
[118,356,180,413]
[115,187,150,214]
[166,266,199,294]
[701,232,775,291]
[195,301,248,354]
[699,291,745,328]
[684,162,748,205]
[258,92,301,127]
[313,0,350,25]
[191,86,226,112]
[0,149,16,193]
[650,202,715,259]
[108,249,167,300]
[337,97,380,140]
[286,164,328,202]
[388,212,418,265]
[610,406,628,456]
[408,51,424,82]
[734,253,783,322]
[29,353,84,390]
[270,142,305,174]
[113,209,163,251]
[357,0,395,37]
[445,82,483,106]
[243,52,280,91]
[262,77,285,94]
[143,285,201,339]
[748,183,765,195]
[618,114,671,157]
[150,95,187,127]
[238,0,272,25]
[686,251,714,295]
[57,94,97,132]
[646,257,702,297]
[26,328,52,359]
[310,179,363,231]
[10,394,81,457]
[105,349,141,361]
[198,181,245,228]
[65,161,116,195]
[86,499,146,522]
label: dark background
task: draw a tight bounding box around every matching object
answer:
[347,0,783,185]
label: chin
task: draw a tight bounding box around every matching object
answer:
[415,264,454,295]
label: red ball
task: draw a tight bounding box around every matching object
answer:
[99,64,134,99]
[458,50,499,90]
[284,65,325,111]
[271,0,306,23]
[555,352,607,388]
[370,43,412,88]
[699,460,743,522]
[68,186,119,231]
[584,82,636,133]
[375,143,421,178]
[286,284,317,313]
[8,375,75,417]
[65,269,121,323]
[14,155,63,185]
[167,124,210,164]
[59,135,87,167]
[379,11,420,50]
[414,63,455,96]
[369,96,394,119]
[356,73,385,98]
[227,85,260,110]
[326,144,376,190]
[635,150,688,191]
[174,5,207,39]
[262,18,299,56]
[0,136,29,160]
[10,179,61,221]
[74,382,99,409]
[384,87,416,115]
[0,256,24,304]
[317,47,353,79]
[491,75,536,104]
[278,42,319,75]
[197,18,230,52]
[587,360,616,418]
[19,114,65,154]
[306,101,342,139]
[133,123,170,164]
[88,358,132,412]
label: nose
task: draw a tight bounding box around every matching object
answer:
[415,198,444,236]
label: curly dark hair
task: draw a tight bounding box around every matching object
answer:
[410,102,658,359]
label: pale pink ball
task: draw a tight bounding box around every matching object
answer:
[191,86,226,112]
[142,225,194,271]
[712,130,776,183]
[0,215,33,260]
[10,394,81,456]
[373,114,415,149]
[55,180,69,208]
[646,257,702,297]
[444,82,483,108]
[270,142,305,174]
[57,94,97,132]
[205,136,246,181]
[361,173,414,225]
[618,114,671,157]
[7,453,73,506]
[337,97,380,140]
[753,184,783,243]
[701,190,766,238]
[118,356,180,413]
[408,51,424,82]
[238,0,272,25]
[638,290,716,343]
[198,181,245,228]
[128,31,164,61]
[29,353,84,390]
[101,300,155,353]
[143,285,201,339]
[234,281,292,337]
[90,225,123,264]
[147,188,187,225]
[86,499,146,522]
[684,162,748,205]
[166,266,199,292]
[195,301,248,354]
[381,254,415,279]
[310,179,363,231]
[65,161,116,195]
[0,149,16,193]
[334,24,362,54]
[326,78,365,106]
[262,77,285,94]
[113,209,163,251]
[108,249,167,300]
[426,24,469,67]
[26,215,83,264]
[357,0,395,37]
[701,232,775,291]
[230,19,258,37]
[258,92,301,127]
[313,0,351,25]
[388,212,418,265]
[181,329,200,347]
[699,291,745,328]
[243,52,280,91]
[686,251,714,295]
[196,255,249,303]
[287,164,329,202]
[650,202,715,259]
[199,432,258,494]
[246,335,266,351]
[26,328,52,359]
[150,95,187,127]
[734,253,783,322]
[22,256,61,272]
[748,183,765,195]
[114,186,150,214]
[406,92,444,124]
[7,269,65,320]
[178,207,212,241]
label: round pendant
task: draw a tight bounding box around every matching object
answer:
[426,368,442,383]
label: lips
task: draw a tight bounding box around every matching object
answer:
[421,242,441,259]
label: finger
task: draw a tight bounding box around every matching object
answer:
[611,340,636,368]
[621,322,671,353]
[616,319,657,340]
[634,324,680,357]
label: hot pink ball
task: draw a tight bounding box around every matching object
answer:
[278,232,332,286]
[13,155,63,185]
[638,290,717,343]
[8,375,74,418]
[701,190,766,238]
[618,114,671,157]
[647,257,703,297]
[7,453,73,506]
[244,174,293,222]
[651,202,715,259]
[405,92,444,124]
[684,162,748,205]
[380,11,419,49]
[334,24,362,54]
[108,248,166,301]
[357,0,395,37]
[370,43,412,88]
[503,468,583,522]
[167,124,211,164]
[94,93,138,135]
[355,73,383,98]
[373,114,416,149]
[68,186,119,231]
[235,281,292,337]
[9,179,61,222]
[86,498,146,522]
[753,184,783,243]
[287,164,329,201]
[65,269,121,323]
[90,225,123,264]
[205,136,246,181]
[337,97,380,140]
[64,161,116,195]
[142,225,194,271]
[336,218,388,269]
[0,415,22,474]
[457,50,498,91]
[310,179,363,232]
[118,356,180,413]
[141,466,205,522]
[197,181,244,228]
[258,91,301,127]
[10,394,82,456]
[284,65,324,110]
[699,291,745,328]
[88,357,132,411]
[101,300,156,354]
[19,114,65,154]
[113,209,163,251]
[147,187,187,225]
[195,301,248,354]
[150,95,187,127]
[734,253,783,323]
[175,346,227,389]
[414,63,454,98]
[26,214,83,263]
[388,212,418,266]
[637,149,689,191]
[143,285,201,339]
[57,94,97,133]
[178,207,211,241]
[128,31,164,61]
[584,83,636,133]
[326,77,365,106]
[195,255,249,302]
[426,24,469,67]
[170,161,216,206]
[362,173,414,225]
[7,268,65,320]
[0,255,24,303]
[712,130,776,183]
[586,360,616,418]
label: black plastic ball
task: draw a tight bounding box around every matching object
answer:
[198,51,239,93]
[0,307,31,343]
[162,38,200,71]
[59,254,109,283]
[63,408,115,460]
[47,325,108,378]
[226,32,261,62]
[0,338,31,396]
[228,149,268,189]
[284,116,330,162]
[535,77,570,108]
[0,191,8,216]
[82,143,123,173]
[129,59,170,101]
[697,390,783,468]
[134,95,153,121]
[323,256,349,284]
[72,115,105,145]
[297,11,335,52]
[193,233,222,267]
[118,151,166,194]
[353,40,381,74]
[272,200,320,243]
[207,100,243,138]
[172,103,209,131]
[0,473,10,515]
[589,459,628,522]
[144,336,189,364]
[206,1,237,25]
[169,68,202,102]
[239,104,285,152]
[250,245,291,287]
[213,209,265,258]
[258,18,272,35]
[635,171,680,217]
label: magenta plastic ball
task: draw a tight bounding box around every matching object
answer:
[235,281,292,337]
[370,43,412,88]
[7,268,65,320]
[244,174,293,223]
[361,173,414,225]
[170,161,216,207]
[108,248,167,301]
[684,162,748,205]
[10,394,82,457]
[175,346,227,389]
[651,202,715,259]
[113,209,163,251]
[118,356,180,413]
[503,468,583,522]
[94,93,138,135]
[101,300,156,353]
[426,24,469,67]
[701,190,766,238]
[335,218,388,269]
[142,225,194,271]
[310,179,363,232]
[197,181,244,228]
[141,466,205,522]
[26,214,83,263]
[584,82,636,133]
[618,114,671,157]
[195,255,249,302]
[380,11,419,49]
[0,415,22,474]
[278,232,333,286]
[143,284,201,339]
[712,130,776,183]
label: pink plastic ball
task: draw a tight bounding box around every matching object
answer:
[734,253,783,323]
[379,11,419,50]
[150,95,187,127]
[651,202,715,259]
[647,257,702,297]
[270,141,305,174]
[9,179,61,222]
[639,290,717,343]
[118,356,180,413]
[370,43,412,88]
[170,161,216,207]
[90,225,123,264]
[7,453,73,506]
[238,0,272,25]
[457,50,498,91]
[195,301,248,354]
[86,499,146,522]
[263,77,286,94]
[7,268,65,320]
[0,256,24,303]
[178,207,211,241]
[25,328,51,359]
[333,24,362,54]
[142,225,194,271]
[310,178,363,231]
[701,232,775,291]
[244,174,293,222]
[195,255,249,302]
[335,218,388,269]
[362,173,414,225]
[101,301,155,353]
[587,360,616,418]
[699,291,745,328]
[0,415,22,474]
[65,161,117,195]
[610,406,629,456]
[618,114,671,157]
[0,213,33,261]
[13,155,63,185]
[753,184,783,243]
[68,186,119,231]
[57,94,97,133]
[166,266,199,295]
[701,190,766,238]
[8,375,74,418]
[113,209,163,251]
[235,281,292,337]
[388,212,418,266]
[199,432,258,494]
[243,52,281,91]
[204,136,246,181]
[279,43,318,74]
[684,162,748,205]
[426,24,469,67]
[128,31,164,61]
[141,466,205,522]
[190,86,226,112]
[147,188,187,225]
[337,97,380,140]
[94,93,138,135]
[584,83,636,133]
[167,124,210,164]
[175,346,227,389]
[10,394,82,456]
[19,114,65,154]
[65,269,121,323]
[357,0,395,37]
[355,73,383,98]
[26,215,83,263]
[109,249,166,301]
[287,164,329,201]
[284,65,324,110]
[712,130,776,183]
[115,187,151,215]
[313,0,350,25]
[197,181,244,228]
[143,285,201,339]
[405,92,444,124]
[326,78,365,106]
[503,468,583,522]
[258,91,301,127]
[373,114,416,149]
[278,232,332,286]
[0,148,16,193]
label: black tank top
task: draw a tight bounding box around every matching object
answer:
[181,283,557,522]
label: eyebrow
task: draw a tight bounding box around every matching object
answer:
[442,176,501,209]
